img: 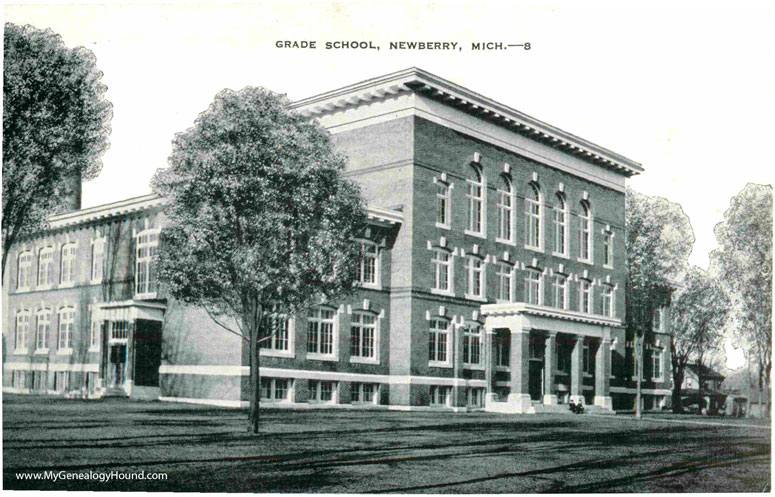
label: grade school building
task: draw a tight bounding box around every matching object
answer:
[2,68,673,412]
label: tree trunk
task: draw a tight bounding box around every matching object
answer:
[671,370,684,413]
[245,300,264,434]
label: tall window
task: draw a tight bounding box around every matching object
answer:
[92,239,105,282]
[496,262,513,302]
[463,325,482,365]
[553,274,568,310]
[579,280,592,313]
[38,248,54,287]
[497,177,513,242]
[358,242,379,286]
[601,286,614,317]
[465,256,484,299]
[603,230,613,267]
[525,183,542,249]
[466,167,484,235]
[60,243,76,284]
[651,349,662,380]
[524,269,542,305]
[17,252,32,289]
[653,308,664,332]
[260,314,290,352]
[135,230,159,296]
[307,308,335,356]
[553,195,567,255]
[579,202,592,261]
[428,318,449,363]
[583,342,594,374]
[432,249,452,293]
[15,311,30,350]
[350,312,376,360]
[35,310,51,350]
[436,180,451,227]
[495,331,510,367]
[58,308,74,350]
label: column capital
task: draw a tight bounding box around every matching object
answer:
[546,331,558,339]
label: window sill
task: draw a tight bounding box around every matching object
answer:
[88,346,100,353]
[37,285,54,291]
[34,348,49,355]
[308,400,337,405]
[430,288,455,298]
[306,353,338,362]
[464,294,487,303]
[603,264,614,270]
[260,349,295,359]
[495,366,510,372]
[552,251,570,259]
[496,238,516,247]
[90,279,103,286]
[15,286,32,293]
[464,364,485,371]
[576,258,594,266]
[57,348,73,356]
[13,348,29,355]
[524,245,544,254]
[134,292,158,300]
[555,370,569,376]
[435,222,451,231]
[358,283,382,291]
[350,356,379,365]
[464,230,486,239]
[429,361,452,369]
[59,282,76,289]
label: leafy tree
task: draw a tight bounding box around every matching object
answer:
[152,87,368,433]
[3,23,112,277]
[625,187,694,417]
[668,266,728,412]
[711,183,772,417]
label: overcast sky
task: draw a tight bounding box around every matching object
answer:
[5,1,774,273]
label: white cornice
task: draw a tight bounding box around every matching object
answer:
[291,67,643,178]
[481,302,622,328]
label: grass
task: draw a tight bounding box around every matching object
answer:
[3,394,771,492]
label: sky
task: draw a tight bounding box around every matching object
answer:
[4,2,773,270]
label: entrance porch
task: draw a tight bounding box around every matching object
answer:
[481,302,620,414]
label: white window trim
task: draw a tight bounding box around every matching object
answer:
[14,310,31,355]
[464,255,486,302]
[135,228,160,299]
[495,177,515,245]
[524,183,544,252]
[351,382,381,405]
[57,307,75,354]
[601,285,615,318]
[552,195,569,258]
[308,380,339,404]
[90,236,107,285]
[305,307,340,362]
[579,279,593,314]
[59,242,78,288]
[463,325,485,370]
[357,240,381,290]
[495,262,515,303]
[349,309,381,365]
[433,176,453,230]
[89,320,101,353]
[553,274,569,310]
[34,309,51,353]
[260,377,294,403]
[651,349,664,382]
[428,317,453,368]
[260,316,296,359]
[464,165,487,239]
[429,385,453,407]
[602,227,615,269]
[524,268,543,306]
[429,246,455,297]
[577,202,594,264]
[16,250,33,292]
[37,246,55,290]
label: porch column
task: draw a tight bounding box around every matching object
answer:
[543,332,557,405]
[570,335,585,405]
[507,327,531,412]
[485,326,497,406]
[594,338,613,410]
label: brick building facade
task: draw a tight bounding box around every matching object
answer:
[2,68,673,412]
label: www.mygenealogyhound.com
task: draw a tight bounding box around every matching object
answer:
[15,470,169,483]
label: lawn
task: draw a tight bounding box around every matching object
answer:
[2,394,770,492]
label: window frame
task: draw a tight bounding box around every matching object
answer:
[579,279,592,313]
[428,317,452,367]
[496,262,514,303]
[525,183,543,251]
[57,307,75,353]
[59,242,77,286]
[429,385,452,407]
[464,255,485,301]
[603,228,614,268]
[306,307,338,361]
[434,177,452,229]
[35,309,51,353]
[91,237,106,284]
[260,377,292,402]
[135,228,160,298]
[37,247,54,288]
[14,310,31,353]
[462,324,483,368]
[578,201,593,263]
[308,380,338,404]
[350,310,379,364]
[553,194,568,257]
[431,248,454,296]
[17,251,33,291]
[552,274,568,310]
[601,285,614,317]
[357,240,380,289]
[496,176,515,244]
[651,349,663,381]
[465,165,486,238]
[260,314,295,358]
[524,268,542,305]
[351,382,380,405]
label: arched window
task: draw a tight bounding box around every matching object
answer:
[466,166,484,235]
[15,310,30,351]
[525,183,542,249]
[60,243,77,285]
[553,194,567,256]
[17,251,32,290]
[37,247,54,287]
[57,307,75,350]
[35,308,51,351]
[579,201,592,262]
[497,176,513,242]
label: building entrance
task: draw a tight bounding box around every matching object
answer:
[109,343,127,388]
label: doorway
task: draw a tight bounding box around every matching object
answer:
[109,343,127,388]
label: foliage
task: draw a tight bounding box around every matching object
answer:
[669,266,729,412]
[710,183,772,409]
[3,23,112,276]
[152,86,368,432]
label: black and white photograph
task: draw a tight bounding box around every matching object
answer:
[2,1,772,493]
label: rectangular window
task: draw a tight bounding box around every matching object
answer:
[17,252,32,289]
[309,380,336,403]
[358,242,379,286]
[15,312,30,350]
[579,280,592,313]
[601,286,614,317]
[465,257,484,298]
[92,240,105,282]
[467,176,484,234]
[653,308,664,332]
[495,331,510,367]
[553,275,567,310]
[60,243,77,284]
[554,201,567,255]
[432,249,451,292]
[497,188,513,241]
[54,371,70,392]
[463,326,482,365]
[36,311,51,350]
[651,350,662,380]
[33,371,47,391]
[583,342,593,374]
[58,308,74,350]
[603,231,613,267]
[579,207,592,261]
[260,377,291,401]
[38,248,54,286]
[260,315,290,352]
[351,382,379,404]
[307,308,335,356]
[496,263,513,302]
[430,385,451,406]
[429,318,449,363]
[524,270,541,305]
[135,230,159,296]
[436,181,450,227]
[111,320,129,340]
[466,387,485,407]
[350,312,376,359]
[526,186,541,249]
